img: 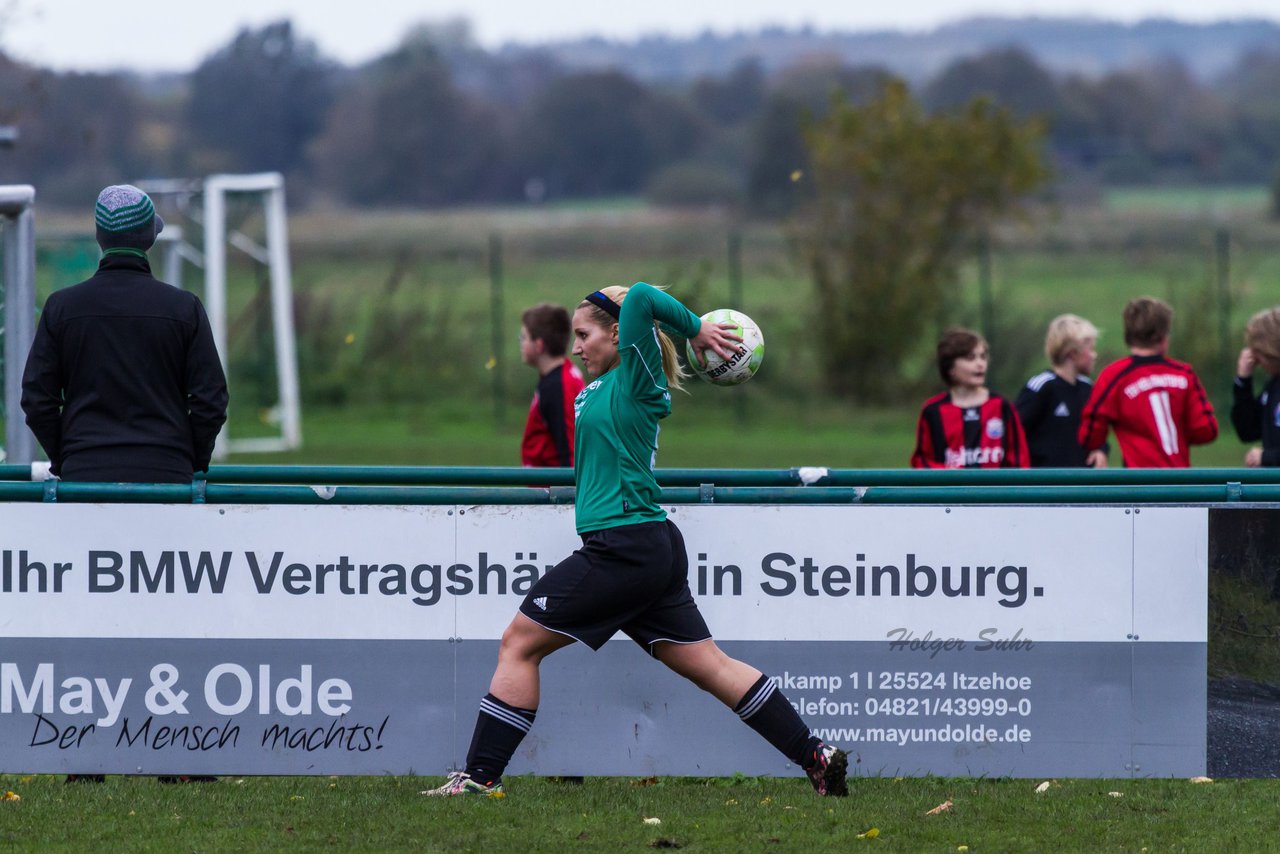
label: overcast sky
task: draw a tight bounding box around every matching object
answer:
[6,0,1280,73]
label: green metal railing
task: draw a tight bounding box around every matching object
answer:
[0,464,1277,505]
[7,463,1280,487]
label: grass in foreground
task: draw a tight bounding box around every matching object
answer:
[0,774,1273,852]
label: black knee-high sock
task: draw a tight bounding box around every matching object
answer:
[734,675,820,767]
[464,694,537,783]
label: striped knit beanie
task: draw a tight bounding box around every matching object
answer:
[94,184,164,251]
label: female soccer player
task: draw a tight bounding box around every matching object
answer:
[423,282,848,797]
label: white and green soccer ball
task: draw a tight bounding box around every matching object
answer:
[686,308,765,386]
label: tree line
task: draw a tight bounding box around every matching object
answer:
[0,19,1277,211]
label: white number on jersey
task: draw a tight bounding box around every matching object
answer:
[1149,390,1180,456]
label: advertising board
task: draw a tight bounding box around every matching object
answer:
[0,504,1205,777]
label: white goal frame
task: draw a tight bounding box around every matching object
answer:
[0,184,36,464]
[144,172,302,459]
[203,173,301,457]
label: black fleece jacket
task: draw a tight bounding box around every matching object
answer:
[21,250,228,482]
[1232,373,1280,467]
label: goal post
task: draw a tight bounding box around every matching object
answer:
[0,184,36,465]
[201,172,302,457]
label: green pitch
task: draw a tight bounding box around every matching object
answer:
[0,773,1273,851]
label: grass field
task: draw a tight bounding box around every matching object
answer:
[1105,185,1272,217]
[221,396,1260,470]
[1,773,1273,851]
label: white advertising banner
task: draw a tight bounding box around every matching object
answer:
[0,504,1205,641]
[0,503,1207,777]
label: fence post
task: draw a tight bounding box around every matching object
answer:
[489,232,506,425]
[1215,227,1232,409]
[728,229,747,423]
[978,230,994,344]
[728,229,743,308]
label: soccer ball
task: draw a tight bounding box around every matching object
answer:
[686,309,764,386]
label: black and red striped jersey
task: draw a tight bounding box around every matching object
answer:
[1078,354,1218,468]
[521,362,585,467]
[911,392,1030,469]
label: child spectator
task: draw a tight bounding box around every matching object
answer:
[1016,314,1108,467]
[1231,306,1280,467]
[1079,296,1218,467]
[911,328,1029,469]
[520,303,585,467]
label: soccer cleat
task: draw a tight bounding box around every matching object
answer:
[805,743,849,797]
[419,770,504,797]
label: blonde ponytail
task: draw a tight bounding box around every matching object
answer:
[579,284,690,390]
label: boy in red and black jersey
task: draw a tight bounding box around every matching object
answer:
[1079,296,1218,468]
[911,328,1029,469]
[520,303,585,467]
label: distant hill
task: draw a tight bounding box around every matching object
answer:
[496,16,1280,83]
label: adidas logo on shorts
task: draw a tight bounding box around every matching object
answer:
[534,596,548,610]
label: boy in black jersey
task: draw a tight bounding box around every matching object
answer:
[1016,314,1108,468]
[1232,307,1280,468]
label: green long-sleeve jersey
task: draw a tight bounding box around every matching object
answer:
[572,282,702,534]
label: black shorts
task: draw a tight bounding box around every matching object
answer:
[518,519,712,653]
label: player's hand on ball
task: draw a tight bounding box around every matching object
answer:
[686,309,764,385]
[689,319,742,367]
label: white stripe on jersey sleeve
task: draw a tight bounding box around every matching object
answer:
[1026,370,1056,392]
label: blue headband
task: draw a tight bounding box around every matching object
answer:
[585,290,621,320]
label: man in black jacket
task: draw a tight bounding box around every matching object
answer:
[21,184,228,484]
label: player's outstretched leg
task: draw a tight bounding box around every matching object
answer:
[421,613,570,797]
[735,673,849,797]
[655,643,849,797]
[419,692,535,797]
